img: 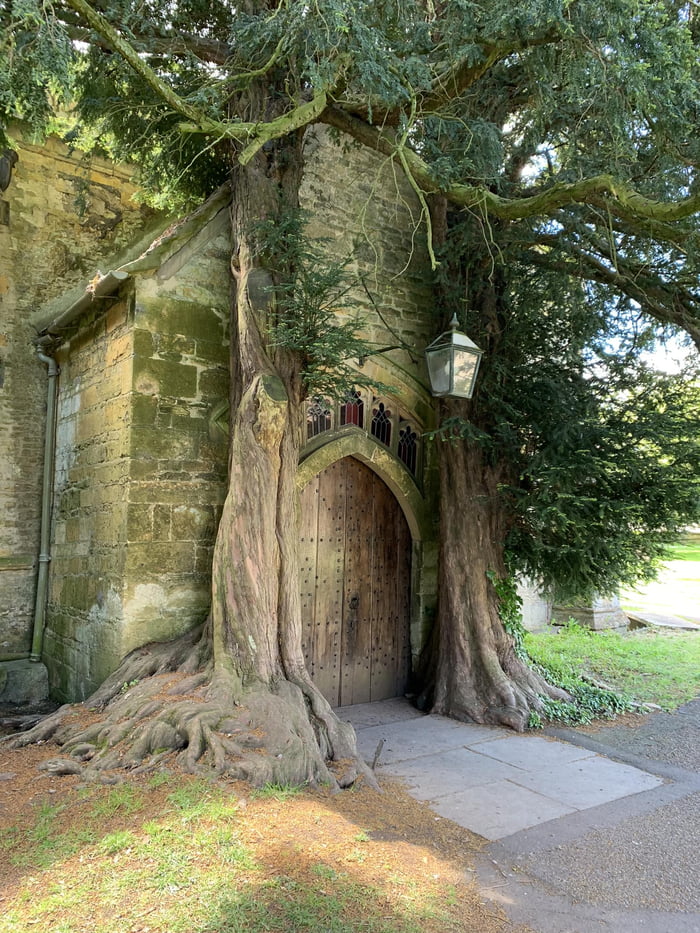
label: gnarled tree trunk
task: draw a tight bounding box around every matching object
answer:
[429,400,568,731]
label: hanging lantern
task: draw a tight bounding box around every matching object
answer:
[424,314,483,399]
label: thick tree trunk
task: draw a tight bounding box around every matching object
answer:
[204,131,368,785]
[430,401,567,731]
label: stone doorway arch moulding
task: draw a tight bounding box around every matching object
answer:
[297,431,438,697]
[297,430,431,543]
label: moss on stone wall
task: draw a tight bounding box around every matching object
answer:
[0,130,151,662]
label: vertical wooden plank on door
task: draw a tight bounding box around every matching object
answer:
[312,460,346,705]
[340,459,374,706]
[368,470,396,700]
[298,474,319,687]
[394,494,412,699]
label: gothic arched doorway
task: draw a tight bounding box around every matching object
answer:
[299,456,412,707]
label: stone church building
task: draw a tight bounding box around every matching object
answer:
[2,127,600,710]
[1,126,457,706]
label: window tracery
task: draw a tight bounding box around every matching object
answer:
[303,389,422,481]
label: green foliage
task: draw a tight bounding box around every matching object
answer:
[0,0,73,146]
[531,661,634,727]
[436,219,700,600]
[255,209,389,399]
[489,573,634,726]
[489,569,529,660]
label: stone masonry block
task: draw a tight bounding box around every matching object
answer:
[126,542,195,575]
[171,505,214,541]
[0,660,49,706]
[153,505,172,541]
[105,332,132,367]
[141,300,224,344]
[132,356,198,398]
[129,425,199,461]
[131,393,158,426]
[106,300,129,334]
[198,366,229,399]
[133,328,154,357]
[154,333,196,359]
[126,503,153,542]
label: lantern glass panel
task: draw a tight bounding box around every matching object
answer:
[452,347,481,397]
[425,346,452,395]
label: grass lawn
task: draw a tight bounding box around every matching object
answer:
[0,753,509,933]
[526,530,700,713]
[525,624,700,711]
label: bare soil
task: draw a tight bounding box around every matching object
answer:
[0,733,529,932]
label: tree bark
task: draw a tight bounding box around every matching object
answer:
[429,400,567,731]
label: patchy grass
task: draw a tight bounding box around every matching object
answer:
[526,623,700,712]
[0,759,512,933]
[251,781,303,801]
[667,533,700,563]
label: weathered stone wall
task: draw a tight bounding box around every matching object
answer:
[45,296,134,698]
[42,211,231,700]
[301,128,436,422]
[120,212,230,662]
[0,130,149,662]
[6,127,439,701]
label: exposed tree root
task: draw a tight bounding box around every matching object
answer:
[5,629,376,791]
[432,646,572,732]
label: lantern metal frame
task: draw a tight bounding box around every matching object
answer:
[424,314,483,399]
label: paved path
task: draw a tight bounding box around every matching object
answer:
[343,697,700,933]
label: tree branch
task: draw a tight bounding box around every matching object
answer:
[237,90,328,165]
[60,13,231,64]
[62,0,209,126]
[321,105,700,226]
[529,236,700,349]
[424,29,562,114]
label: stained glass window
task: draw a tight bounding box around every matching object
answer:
[340,389,364,427]
[307,398,332,439]
[371,401,392,447]
[398,422,418,475]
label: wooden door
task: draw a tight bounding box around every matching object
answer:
[299,457,412,707]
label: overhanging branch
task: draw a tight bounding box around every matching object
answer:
[529,239,700,350]
[321,106,700,225]
[63,0,208,126]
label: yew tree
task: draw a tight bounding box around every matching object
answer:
[2,0,699,781]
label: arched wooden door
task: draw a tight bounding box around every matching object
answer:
[299,457,412,707]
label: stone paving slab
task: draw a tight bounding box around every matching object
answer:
[348,714,498,764]
[338,698,423,729]
[379,746,527,797]
[431,779,577,839]
[342,699,664,841]
[468,733,595,770]
[626,609,700,630]
[511,753,662,810]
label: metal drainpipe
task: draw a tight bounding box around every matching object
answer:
[30,346,59,662]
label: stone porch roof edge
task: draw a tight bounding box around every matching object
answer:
[32,182,232,340]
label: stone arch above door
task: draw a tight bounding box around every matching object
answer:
[297,431,430,543]
[299,456,412,707]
